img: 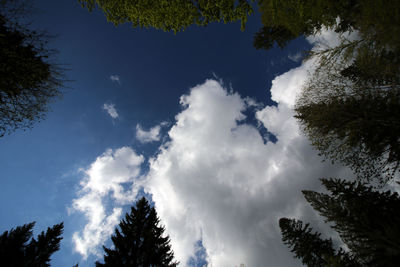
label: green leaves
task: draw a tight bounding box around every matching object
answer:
[79,0,253,33]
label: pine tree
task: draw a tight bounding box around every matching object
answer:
[303,178,400,266]
[280,178,400,266]
[96,197,178,267]
[295,86,400,184]
[0,221,64,267]
[279,218,338,266]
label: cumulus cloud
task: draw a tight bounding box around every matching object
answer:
[103,103,119,119]
[72,29,354,266]
[135,123,165,143]
[71,147,144,258]
[143,79,351,267]
[110,74,121,84]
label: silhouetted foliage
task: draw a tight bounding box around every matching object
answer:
[253,25,297,50]
[280,178,400,266]
[78,0,254,33]
[279,218,357,267]
[0,0,64,137]
[96,197,178,267]
[0,221,64,267]
[295,54,400,184]
[253,0,400,185]
[254,0,400,51]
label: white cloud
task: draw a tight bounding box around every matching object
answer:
[142,79,351,267]
[136,123,164,143]
[72,29,355,266]
[288,52,303,63]
[71,147,144,258]
[110,74,121,84]
[103,103,119,119]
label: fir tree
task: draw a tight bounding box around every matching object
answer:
[96,197,178,267]
[280,178,400,266]
[0,221,64,267]
[303,178,400,266]
[279,218,337,266]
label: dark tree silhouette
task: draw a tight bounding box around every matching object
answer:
[295,54,400,184]
[0,0,64,137]
[280,178,400,266]
[254,0,400,51]
[0,221,63,267]
[96,197,178,267]
[279,218,357,267]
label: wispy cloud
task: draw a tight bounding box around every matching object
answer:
[288,52,303,63]
[103,103,119,119]
[71,147,144,258]
[135,123,165,143]
[110,74,121,84]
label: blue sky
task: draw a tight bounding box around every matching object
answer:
[0,1,352,266]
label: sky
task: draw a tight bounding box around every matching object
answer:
[0,1,355,266]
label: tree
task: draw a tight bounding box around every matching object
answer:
[254,0,338,49]
[279,218,357,267]
[295,54,400,184]
[280,178,400,266]
[78,0,254,33]
[254,0,400,51]
[252,1,400,185]
[0,221,64,267]
[0,0,64,137]
[96,197,178,267]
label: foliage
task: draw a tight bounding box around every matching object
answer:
[280,178,400,266]
[96,197,178,267]
[0,0,64,137]
[254,0,400,51]
[254,0,357,50]
[279,218,357,267]
[0,221,64,267]
[295,53,400,184]
[78,0,254,33]
[253,1,400,185]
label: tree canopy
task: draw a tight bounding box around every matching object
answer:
[96,197,178,267]
[254,0,400,51]
[0,0,64,137]
[295,49,400,184]
[260,0,400,184]
[0,221,64,267]
[280,178,400,266]
[78,0,254,33]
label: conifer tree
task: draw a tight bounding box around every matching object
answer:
[279,218,336,266]
[96,197,178,267]
[279,218,358,267]
[0,221,64,267]
[280,178,400,266]
[295,84,400,184]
